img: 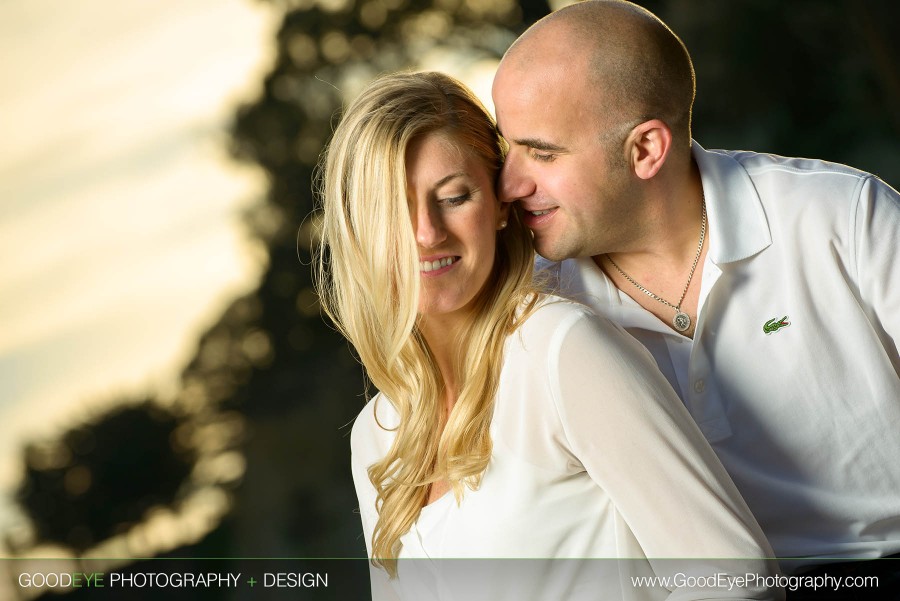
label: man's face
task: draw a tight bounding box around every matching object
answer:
[492,54,635,261]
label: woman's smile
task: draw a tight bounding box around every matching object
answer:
[419,255,459,275]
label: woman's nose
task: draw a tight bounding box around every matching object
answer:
[414,202,447,248]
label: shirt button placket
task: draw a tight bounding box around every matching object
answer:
[688,349,732,442]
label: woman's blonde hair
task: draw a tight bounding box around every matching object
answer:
[315,71,537,576]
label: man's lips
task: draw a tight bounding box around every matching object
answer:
[521,207,558,228]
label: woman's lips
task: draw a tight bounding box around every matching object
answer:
[419,255,459,275]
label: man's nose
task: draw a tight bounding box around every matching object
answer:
[498,149,536,204]
[413,202,447,248]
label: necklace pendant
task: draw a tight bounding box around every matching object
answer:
[673,311,691,333]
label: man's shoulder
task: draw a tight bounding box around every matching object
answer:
[696,144,893,220]
[709,147,873,187]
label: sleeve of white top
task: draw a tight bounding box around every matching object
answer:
[852,175,900,362]
[351,398,402,601]
[547,308,784,600]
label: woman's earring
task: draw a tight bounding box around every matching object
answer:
[498,220,508,230]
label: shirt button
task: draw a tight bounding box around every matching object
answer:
[693,379,706,394]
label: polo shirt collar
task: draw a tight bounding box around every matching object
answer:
[692,140,772,264]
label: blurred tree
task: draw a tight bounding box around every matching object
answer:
[13,400,194,553]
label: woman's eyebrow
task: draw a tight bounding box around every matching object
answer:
[433,172,466,187]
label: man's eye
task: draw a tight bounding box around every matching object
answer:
[531,150,557,162]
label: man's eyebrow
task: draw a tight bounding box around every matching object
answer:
[509,137,566,152]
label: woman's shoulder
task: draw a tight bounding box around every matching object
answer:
[529,293,595,320]
[350,392,399,461]
[516,293,623,341]
[510,293,650,365]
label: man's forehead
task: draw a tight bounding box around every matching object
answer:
[495,38,590,105]
[494,60,569,109]
[494,62,591,119]
[504,15,575,62]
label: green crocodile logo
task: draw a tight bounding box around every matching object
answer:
[763,316,790,335]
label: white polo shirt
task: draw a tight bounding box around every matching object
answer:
[541,141,900,571]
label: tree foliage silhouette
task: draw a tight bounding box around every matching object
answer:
[14,400,194,553]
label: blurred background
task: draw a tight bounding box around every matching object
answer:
[1,0,898,598]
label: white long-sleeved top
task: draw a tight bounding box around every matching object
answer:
[538,142,900,572]
[351,297,782,600]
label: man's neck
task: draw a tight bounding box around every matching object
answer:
[595,164,707,337]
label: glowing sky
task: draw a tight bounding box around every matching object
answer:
[0,0,277,525]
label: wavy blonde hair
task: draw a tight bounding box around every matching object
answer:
[315,71,538,576]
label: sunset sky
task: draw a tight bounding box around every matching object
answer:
[0,0,277,533]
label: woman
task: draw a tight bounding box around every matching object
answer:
[315,71,781,600]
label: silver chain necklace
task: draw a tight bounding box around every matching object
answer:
[605,199,707,333]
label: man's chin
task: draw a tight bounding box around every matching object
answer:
[532,236,571,262]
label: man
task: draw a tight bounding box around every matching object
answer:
[492,0,899,598]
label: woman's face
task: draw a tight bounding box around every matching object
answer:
[405,131,507,323]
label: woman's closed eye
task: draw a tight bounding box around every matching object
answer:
[438,192,472,207]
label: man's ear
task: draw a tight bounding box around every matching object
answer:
[627,119,672,180]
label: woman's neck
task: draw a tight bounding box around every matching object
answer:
[418,316,464,414]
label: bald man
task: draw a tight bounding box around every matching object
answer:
[493,1,900,598]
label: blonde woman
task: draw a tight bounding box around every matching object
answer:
[315,71,782,600]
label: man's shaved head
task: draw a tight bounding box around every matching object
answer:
[491,1,701,261]
[503,0,696,144]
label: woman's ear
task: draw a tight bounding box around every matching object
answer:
[627,119,673,180]
[497,198,511,229]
